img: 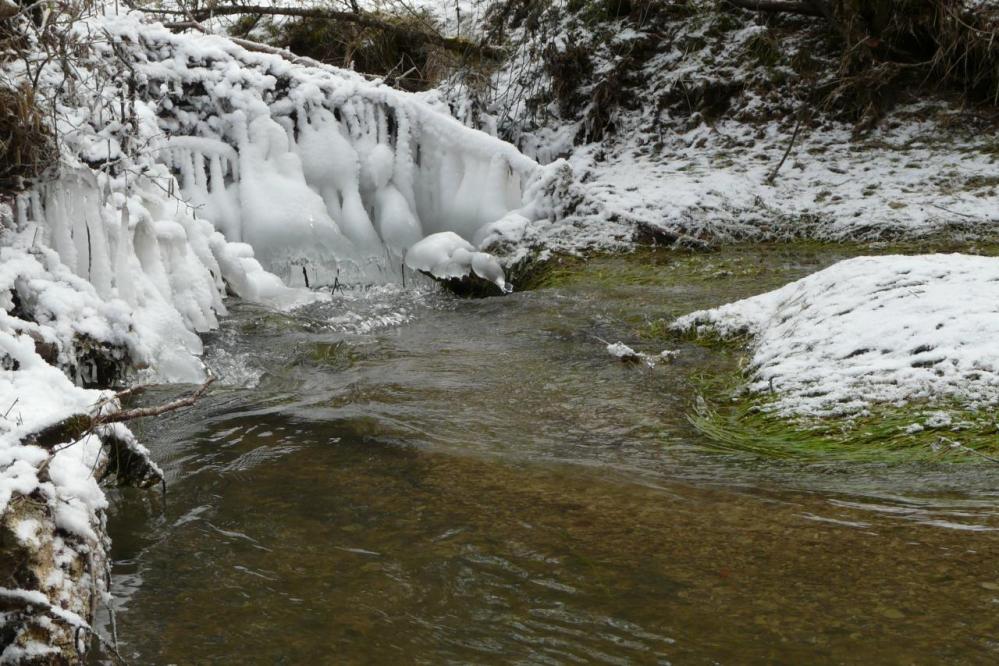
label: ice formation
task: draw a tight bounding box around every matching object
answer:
[406,232,510,291]
[100,12,561,287]
[674,254,999,416]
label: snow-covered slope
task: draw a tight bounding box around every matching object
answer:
[674,254,999,416]
[441,0,999,242]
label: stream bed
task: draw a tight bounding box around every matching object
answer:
[99,245,999,664]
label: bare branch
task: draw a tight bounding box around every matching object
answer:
[27,378,216,450]
[724,0,826,17]
[163,19,374,76]
[108,377,215,422]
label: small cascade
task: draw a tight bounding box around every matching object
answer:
[104,16,554,287]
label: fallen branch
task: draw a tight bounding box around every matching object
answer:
[766,114,804,184]
[27,378,215,450]
[161,19,382,78]
[936,436,999,464]
[926,202,975,219]
[109,376,215,422]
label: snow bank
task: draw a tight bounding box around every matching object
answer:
[674,254,999,416]
[0,303,117,659]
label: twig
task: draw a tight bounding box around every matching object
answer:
[113,384,147,401]
[107,377,215,423]
[927,202,975,219]
[3,397,19,419]
[937,436,999,464]
[766,115,804,185]
[29,378,216,456]
[724,0,825,17]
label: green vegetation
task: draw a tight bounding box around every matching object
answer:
[689,389,999,463]
[518,239,999,292]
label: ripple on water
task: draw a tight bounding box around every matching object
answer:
[103,246,999,664]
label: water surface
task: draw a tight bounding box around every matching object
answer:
[100,245,999,664]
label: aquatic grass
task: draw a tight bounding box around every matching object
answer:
[688,388,999,464]
[517,240,999,294]
[683,330,999,463]
[301,341,355,370]
[516,240,999,463]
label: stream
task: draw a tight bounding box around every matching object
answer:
[98,245,999,664]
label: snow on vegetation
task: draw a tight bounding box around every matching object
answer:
[442,0,999,242]
[405,232,510,291]
[674,254,999,417]
[605,341,677,368]
[99,10,572,285]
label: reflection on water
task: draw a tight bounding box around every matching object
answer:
[100,246,999,664]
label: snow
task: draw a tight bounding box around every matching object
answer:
[2,0,999,657]
[439,0,999,244]
[88,11,560,284]
[406,232,509,291]
[0,6,589,649]
[606,341,641,360]
[561,117,999,243]
[674,254,999,416]
[605,342,677,368]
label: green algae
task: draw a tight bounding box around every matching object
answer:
[689,389,999,463]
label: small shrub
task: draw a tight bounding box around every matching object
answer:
[0,84,56,193]
[267,10,456,91]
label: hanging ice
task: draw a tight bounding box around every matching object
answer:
[96,14,556,287]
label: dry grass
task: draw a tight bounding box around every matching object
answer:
[815,1,999,123]
[0,83,56,193]
[260,8,465,91]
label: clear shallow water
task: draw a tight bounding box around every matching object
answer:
[98,246,999,664]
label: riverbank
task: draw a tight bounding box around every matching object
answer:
[4,2,999,662]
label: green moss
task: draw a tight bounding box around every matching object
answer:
[522,239,999,292]
[508,239,999,463]
[682,325,999,463]
[305,341,354,370]
[689,393,999,463]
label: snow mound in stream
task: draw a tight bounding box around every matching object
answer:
[674,254,999,416]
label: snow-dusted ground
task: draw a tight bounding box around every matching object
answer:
[435,0,999,243]
[4,0,999,657]
[674,254,999,417]
[571,115,999,242]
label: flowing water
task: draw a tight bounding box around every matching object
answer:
[98,245,999,664]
